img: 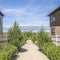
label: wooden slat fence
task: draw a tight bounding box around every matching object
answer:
[51,35,60,46]
[0,36,8,45]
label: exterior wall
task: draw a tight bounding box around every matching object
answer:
[0,15,3,35]
[50,26,55,35]
[55,26,60,35]
[50,26,60,35]
[50,10,60,27]
[0,26,3,35]
[0,36,8,45]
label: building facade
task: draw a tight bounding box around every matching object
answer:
[48,7,60,35]
[0,12,4,35]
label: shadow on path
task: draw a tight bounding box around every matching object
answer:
[19,48,28,53]
[13,55,20,60]
[14,40,49,60]
[13,48,28,60]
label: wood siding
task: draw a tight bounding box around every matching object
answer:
[50,10,60,27]
[50,26,60,35]
[55,26,60,35]
[0,15,3,35]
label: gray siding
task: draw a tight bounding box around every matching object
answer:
[0,15,3,35]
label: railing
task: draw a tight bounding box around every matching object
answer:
[0,36,8,45]
[51,35,60,46]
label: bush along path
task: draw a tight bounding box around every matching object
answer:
[32,28,60,60]
[0,22,60,60]
[0,21,27,60]
[14,40,49,60]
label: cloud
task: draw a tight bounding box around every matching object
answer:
[2,8,26,13]
[2,0,36,14]
[2,0,58,32]
[0,0,59,32]
[3,24,13,29]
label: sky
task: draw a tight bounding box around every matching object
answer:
[0,0,60,32]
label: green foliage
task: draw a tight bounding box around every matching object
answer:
[23,31,32,40]
[0,21,27,60]
[1,21,60,60]
[41,43,60,60]
[8,21,23,49]
[32,28,60,60]
[0,44,3,50]
[0,44,17,60]
[32,32,38,45]
[37,28,52,47]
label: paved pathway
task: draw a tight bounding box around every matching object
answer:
[15,40,49,60]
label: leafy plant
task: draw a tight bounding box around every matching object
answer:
[8,21,23,49]
[0,44,17,60]
[37,28,51,47]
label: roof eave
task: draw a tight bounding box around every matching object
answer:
[47,7,60,16]
[0,12,4,17]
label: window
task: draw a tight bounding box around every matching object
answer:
[51,15,55,22]
[51,27,55,35]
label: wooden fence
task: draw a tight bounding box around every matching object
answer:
[0,36,8,45]
[51,35,60,46]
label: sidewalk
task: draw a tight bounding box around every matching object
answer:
[15,40,49,60]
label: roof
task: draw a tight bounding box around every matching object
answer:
[48,7,60,16]
[0,12,4,16]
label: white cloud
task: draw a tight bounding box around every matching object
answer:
[3,24,13,29]
[19,24,32,26]
[2,8,26,14]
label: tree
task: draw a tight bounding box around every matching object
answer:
[8,21,23,49]
[37,27,52,47]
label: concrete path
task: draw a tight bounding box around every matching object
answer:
[15,40,49,60]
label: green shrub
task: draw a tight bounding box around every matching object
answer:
[8,21,24,49]
[32,27,60,60]
[23,31,32,40]
[41,43,60,60]
[0,44,3,50]
[37,28,51,47]
[41,43,56,55]
[32,33,38,45]
[0,21,27,60]
[0,44,17,60]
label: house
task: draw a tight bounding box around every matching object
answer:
[0,12,4,35]
[48,7,60,36]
